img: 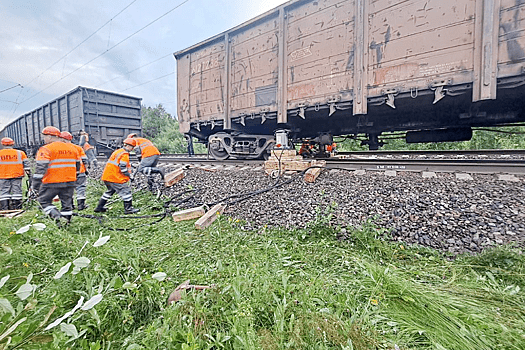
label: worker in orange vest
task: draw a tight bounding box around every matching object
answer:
[127,133,164,180]
[0,137,31,210]
[32,126,80,224]
[94,138,139,214]
[79,130,98,168]
[60,131,89,210]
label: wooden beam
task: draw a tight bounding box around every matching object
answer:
[195,203,226,230]
[172,206,206,222]
[165,168,185,187]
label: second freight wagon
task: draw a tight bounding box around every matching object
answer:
[0,86,142,156]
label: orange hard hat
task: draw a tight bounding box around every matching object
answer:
[60,131,73,140]
[42,126,61,137]
[123,138,136,147]
[127,133,138,139]
[1,137,14,146]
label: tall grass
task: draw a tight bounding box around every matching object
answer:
[0,190,524,349]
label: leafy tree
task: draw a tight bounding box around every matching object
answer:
[141,104,205,154]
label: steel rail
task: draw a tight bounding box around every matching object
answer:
[153,156,525,175]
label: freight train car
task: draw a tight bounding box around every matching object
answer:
[174,0,525,158]
[0,86,142,156]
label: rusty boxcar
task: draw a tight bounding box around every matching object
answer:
[174,0,525,158]
[0,86,142,156]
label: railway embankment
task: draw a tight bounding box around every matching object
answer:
[159,165,525,255]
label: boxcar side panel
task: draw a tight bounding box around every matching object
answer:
[367,0,476,96]
[286,0,356,107]
[188,41,226,122]
[498,0,525,77]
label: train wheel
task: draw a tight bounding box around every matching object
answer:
[208,146,230,160]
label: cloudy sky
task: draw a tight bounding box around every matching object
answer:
[0,0,288,129]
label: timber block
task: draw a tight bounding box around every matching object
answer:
[195,203,226,230]
[271,149,297,157]
[304,167,323,183]
[172,206,206,222]
[165,168,185,187]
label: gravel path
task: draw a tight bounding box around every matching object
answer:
[152,166,525,255]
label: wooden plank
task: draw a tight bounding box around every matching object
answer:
[165,169,185,187]
[172,206,206,222]
[304,167,323,183]
[195,203,226,230]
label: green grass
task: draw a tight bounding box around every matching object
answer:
[1,187,524,350]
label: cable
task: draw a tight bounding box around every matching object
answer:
[0,84,23,94]
[122,72,175,92]
[96,53,173,88]
[16,0,192,108]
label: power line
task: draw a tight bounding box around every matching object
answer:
[10,0,138,118]
[122,72,174,91]
[0,84,23,94]
[23,0,138,89]
[17,0,191,108]
[96,53,173,88]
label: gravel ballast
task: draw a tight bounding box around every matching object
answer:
[153,166,525,255]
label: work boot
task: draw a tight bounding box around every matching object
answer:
[77,199,88,211]
[152,167,165,179]
[94,198,108,213]
[11,199,22,210]
[0,200,9,211]
[123,200,139,214]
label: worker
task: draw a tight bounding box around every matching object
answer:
[32,126,80,225]
[126,133,164,179]
[94,138,139,214]
[0,137,31,210]
[79,130,98,168]
[298,141,313,158]
[60,131,89,210]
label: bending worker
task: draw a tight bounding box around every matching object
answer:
[32,126,80,224]
[94,138,139,214]
[79,130,98,168]
[60,131,89,210]
[127,133,164,179]
[0,137,31,210]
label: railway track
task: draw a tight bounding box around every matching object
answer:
[158,151,525,175]
[98,150,525,175]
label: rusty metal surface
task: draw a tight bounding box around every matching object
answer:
[175,0,525,134]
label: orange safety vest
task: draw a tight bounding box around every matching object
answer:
[72,144,87,174]
[0,149,27,179]
[36,142,79,184]
[101,148,130,184]
[134,137,160,158]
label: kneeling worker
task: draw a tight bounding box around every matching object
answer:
[60,131,89,210]
[0,137,31,210]
[94,138,139,214]
[127,133,164,179]
[32,126,80,224]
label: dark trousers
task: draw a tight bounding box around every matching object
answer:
[38,185,75,219]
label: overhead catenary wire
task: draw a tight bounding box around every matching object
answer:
[15,0,192,109]
[10,0,138,118]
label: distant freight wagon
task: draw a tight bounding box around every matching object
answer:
[175,0,525,158]
[0,86,142,156]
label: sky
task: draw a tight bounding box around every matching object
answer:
[0,0,289,129]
